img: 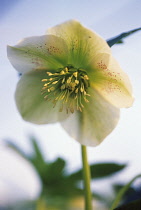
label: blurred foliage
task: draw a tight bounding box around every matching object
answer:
[107,27,141,47]
[112,183,141,209]
[114,198,141,210]
[110,174,141,210]
[113,184,135,197]
[69,163,126,181]
[5,137,127,210]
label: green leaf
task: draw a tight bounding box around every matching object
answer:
[29,136,46,168]
[113,183,135,196]
[27,137,48,176]
[107,27,141,47]
[90,163,126,179]
[30,137,45,162]
[5,137,47,175]
[5,139,30,160]
[114,199,141,210]
[69,163,127,181]
[110,174,141,210]
[43,157,66,182]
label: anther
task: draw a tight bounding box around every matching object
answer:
[61,84,66,90]
[50,87,55,91]
[44,95,48,100]
[78,107,82,112]
[70,107,74,113]
[46,72,53,76]
[41,79,48,82]
[60,70,65,75]
[80,86,84,92]
[84,75,89,80]
[75,80,79,85]
[73,72,78,78]
[70,82,76,88]
[52,81,58,84]
[42,86,48,90]
[67,77,72,84]
[75,88,79,93]
[65,67,68,72]
[62,77,65,83]
[84,98,89,103]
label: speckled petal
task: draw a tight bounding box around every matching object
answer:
[15,71,69,124]
[7,35,68,73]
[61,88,120,147]
[88,53,134,108]
[47,20,111,68]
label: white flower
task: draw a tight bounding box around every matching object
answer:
[7,20,134,146]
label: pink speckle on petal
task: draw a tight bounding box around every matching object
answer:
[97,60,122,94]
[31,57,43,67]
[97,60,108,70]
[46,45,62,55]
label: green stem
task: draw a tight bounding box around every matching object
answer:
[81,145,92,210]
[110,174,141,210]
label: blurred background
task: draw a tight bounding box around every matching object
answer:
[1,0,141,209]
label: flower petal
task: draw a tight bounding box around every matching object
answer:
[89,53,134,108]
[15,71,69,124]
[7,35,68,74]
[47,20,111,68]
[61,88,120,147]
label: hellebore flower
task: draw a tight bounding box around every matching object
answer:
[7,20,133,146]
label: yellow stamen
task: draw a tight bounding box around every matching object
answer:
[73,72,78,78]
[75,88,79,93]
[65,67,68,72]
[75,80,79,85]
[42,86,48,90]
[84,98,89,103]
[42,79,48,82]
[62,77,65,83]
[60,70,65,75]
[44,95,48,100]
[80,86,84,92]
[52,80,58,84]
[47,72,53,76]
[41,66,90,113]
[84,75,89,80]
[61,84,66,90]
[67,77,72,84]
[50,87,55,91]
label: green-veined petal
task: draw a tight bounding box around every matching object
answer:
[15,71,69,124]
[61,88,120,147]
[7,35,68,73]
[88,53,134,108]
[47,20,111,68]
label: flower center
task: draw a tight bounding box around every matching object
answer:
[41,65,90,113]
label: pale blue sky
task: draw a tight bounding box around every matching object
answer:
[0,0,141,205]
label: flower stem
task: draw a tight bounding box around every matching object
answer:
[81,145,92,210]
